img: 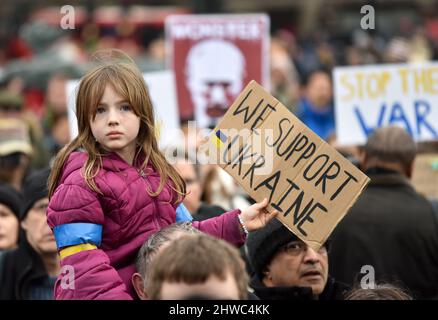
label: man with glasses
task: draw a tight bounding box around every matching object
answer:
[0,168,59,299]
[245,219,348,300]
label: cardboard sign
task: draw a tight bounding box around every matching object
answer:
[412,153,438,198]
[334,63,438,146]
[207,80,370,249]
[66,70,182,149]
[165,14,270,128]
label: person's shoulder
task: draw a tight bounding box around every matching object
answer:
[63,150,88,172]
[57,151,89,186]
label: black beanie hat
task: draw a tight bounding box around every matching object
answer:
[246,219,299,280]
[21,167,50,220]
[0,183,22,219]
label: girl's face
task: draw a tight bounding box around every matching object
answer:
[90,84,140,164]
[0,203,19,250]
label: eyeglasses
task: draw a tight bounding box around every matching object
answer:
[279,240,331,256]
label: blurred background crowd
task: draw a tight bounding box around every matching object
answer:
[0,0,437,187]
[1,0,438,301]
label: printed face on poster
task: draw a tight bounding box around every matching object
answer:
[165,14,270,129]
[334,63,438,146]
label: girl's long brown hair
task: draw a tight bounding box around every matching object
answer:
[48,49,185,203]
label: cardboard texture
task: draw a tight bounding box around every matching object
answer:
[412,153,438,198]
[208,80,370,250]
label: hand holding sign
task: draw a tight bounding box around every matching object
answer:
[240,198,279,232]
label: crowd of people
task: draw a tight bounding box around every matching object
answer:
[0,4,438,301]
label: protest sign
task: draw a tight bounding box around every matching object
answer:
[207,80,370,249]
[165,14,270,128]
[412,153,438,198]
[66,70,181,149]
[334,63,438,145]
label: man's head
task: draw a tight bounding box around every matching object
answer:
[345,283,412,300]
[133,222,200,299]
[148,233,249,300]
[186,39,246,128]
[173,153,202,213]
[20,168,57,255]
[246,219,330,296]
[362,126,416,178]
[305,71,333,110]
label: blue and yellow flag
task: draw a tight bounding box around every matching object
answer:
[214,129,227,148]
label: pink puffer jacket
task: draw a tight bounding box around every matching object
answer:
[47,151,245,300]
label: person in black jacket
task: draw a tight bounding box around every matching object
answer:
[0,168,59,300]
[245,219,348,300]
[329,126,438,299]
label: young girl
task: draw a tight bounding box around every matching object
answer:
[47,50,277,300]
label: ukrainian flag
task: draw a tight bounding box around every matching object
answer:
[214,129,227,148]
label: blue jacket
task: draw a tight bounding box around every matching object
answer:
[296,98,335,140]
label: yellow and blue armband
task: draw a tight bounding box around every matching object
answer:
[53,223,102,259]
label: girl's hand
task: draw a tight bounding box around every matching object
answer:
[240,198,278,232]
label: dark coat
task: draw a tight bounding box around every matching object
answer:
[250,274,348,300]
[192,203,226,221]
[0,235,50,300]
[329,168,438,299]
